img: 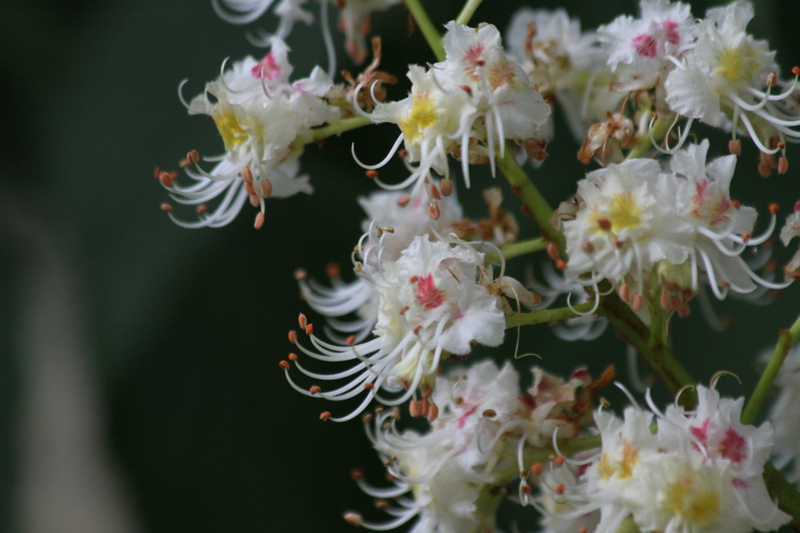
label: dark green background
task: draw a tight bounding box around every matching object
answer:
[1,0,800,531]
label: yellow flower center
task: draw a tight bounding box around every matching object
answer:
[213,106,249,150]
[715,46,760,85]
[400,93,438,142]
[664,476,721,527]
[597,441,639,480]
[590,193,642,235]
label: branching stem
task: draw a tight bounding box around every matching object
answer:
[402,0,445,62]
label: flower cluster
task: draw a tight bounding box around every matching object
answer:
[153,0,800,531]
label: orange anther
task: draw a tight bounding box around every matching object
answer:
[326,263,340,277]
[159,172,174,188]
[365,170,378,179]
[428,202,441,220]
[305,324,314,335]
[555,260,567,270]
[288,353,298,361]
[261,179,273,198]
[196,204,207,215]
[279,360,290,370]
[769,202,779,214]
[294,268,307,280]
[254,212,265,229]
[728,139,741,156]
[597,218,611,231]
[555,483,565,495]
[778,156,789,175]
[186,149,200,165]
[310,385,322,395]
[731,199,741,209]
[242,167,254,184]
[397,194,411,207]
[363,383,374,389]
[350,468,364,481]
[288,330,298,344]
[440,179,453,197]
[546,242,561,261]
[793,66,800,77]
[298,314,307,329]
[632,293,643,312]
[532,462,543,475]
[320,412,331,421]
[160,203,173,212]
[553,455,565,467]
[347,336,356,346]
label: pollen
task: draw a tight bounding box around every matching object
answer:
[715,46,760,85]
[212,106,249,150]
[399,94,438,142]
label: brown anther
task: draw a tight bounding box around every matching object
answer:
[305,324,314,335]
[343,512,363,526]
[619,283,630,302]
[160,203,173,212]
[531,462,543,476]
[244,182,256,196]
[410,276,418,283]
[453,396,464,405]
[159,172,174,188]
[769,202,780,214]
[520,484,532,496]
[778,142,786,149]
[579,528,588,533]
[320,412,331,421]
[186,149,200,165]
[555,483,566,495]
[242,166,254,184]
[759,161,773,178]
[261,179,273,198]
[398,149,408,159]
[428,202,441,220]
[325,263,340,278]
[553,455,565,467]
[660,290,672,311]
[288,353,298,361]
[196,204,208,215]
[519,469,529,480]
[427,403,439,422]
[779,156,789,175]
[632,294,643,312]
[489,486,502,497]
[582,240,595,253]
[460,85,473,95]
[794,200,800,212]
[728,139,742,156]
[429,184,441,200]
[354,262,363,273]
[294,269,307,281]
[767,72,778,87]
[615,240,624,249]
[376,227,383,238]
[398,194,411,207]
[555,259,567,270]
[310,385,322,395]
[482,409,497,418]
[279,360,290,370]
[793,66,800,77]
[249,195,260,208]
[153,167,162,178]
[365,169,379,179]
[399,305,409,315]
[347,335,356,346]
[546,242,561,261]
[413,325,423,335]
[363,382,374,390]
[441,179,454,196]
[298,314,308,329]
[254,212,265,229]
[288,330,298,344]
[742,232,751,243]
[597,218,612,231]
[350,468,364,481]
[374,499,390,510]
[731,199,741,209]
[600,397,611,408]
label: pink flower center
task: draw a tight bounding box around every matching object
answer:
[457,405,478,428]
[663,20,680,45]
[416,274,446,310]
[717,427,747,463]
[632,34,658,58]
[252,53,281,80]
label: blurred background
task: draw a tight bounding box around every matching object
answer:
[1,0,800,531]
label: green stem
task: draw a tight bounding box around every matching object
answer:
[626,115,675,160]
[506,302,596,329]
[403,0,445,62]
[598,291,697,407]
[304,116,371,143]
[742,313,800,425]
[647,277,665,351]
[496,148,565,256]
[455,0,482,25]
[485,238,546,263]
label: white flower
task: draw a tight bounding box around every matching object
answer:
[780,203,800,279]
[284,234,532,421]
[163,38,340,228]
[296,183,465,343]
[568,386,790,533]
[337,0,401,65]
[505,8,621,145]
[355,22,550,189]
[599,0,694,77]
[767,343,800,482]
[563,158,694,306]
[664,0,800,169]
